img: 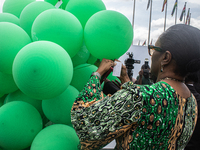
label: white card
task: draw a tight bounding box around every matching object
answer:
[55,0,63,8]
[112,61,122,77]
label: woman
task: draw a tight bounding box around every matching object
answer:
[184,72,200,150]
[71,24,200,150]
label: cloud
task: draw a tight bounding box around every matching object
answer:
[150,28,163,43]
[134,26,148,41]
[190,18,200,29]
[133,17,178,45]
[188,0,200,5]
[152,18,176,28]
[133,25,163,45]
[132,25,161,45]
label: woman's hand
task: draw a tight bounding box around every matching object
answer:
[118,64,131,84]
[139,69,143,78]
[96,59,115,76]
[114,59,130,84]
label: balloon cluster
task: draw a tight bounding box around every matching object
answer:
[0,0,133,149]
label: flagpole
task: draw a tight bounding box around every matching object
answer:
[147,0,152,45]
[184,2,187,23]
[164,1,167,31]
[132,0,136,32]
[189,13,191,25]
[138,40,140,46]
[175,0,178,24]
[185,8,190,25]
[132,0,136,45]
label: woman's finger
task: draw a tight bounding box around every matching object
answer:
[114,59,120,62]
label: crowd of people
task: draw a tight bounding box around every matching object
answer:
[70,24,200,150]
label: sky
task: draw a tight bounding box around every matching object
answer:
[101,0,200,45]
[0,0,200,45]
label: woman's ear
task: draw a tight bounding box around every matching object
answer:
[161,51,172,66]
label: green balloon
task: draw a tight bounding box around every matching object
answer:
[0,94,6,99]
[87,54,98,65]
[2,0,35,18]
[0,13,20,26]
[68,123,73,128]
[0,22,31,74]
[0,72,18,94]
[0,95,7,107]
[31,124,79,150]
[0,101,43,150]
[20,1,55,37]
[32,9,83,58]
[42,85,79,125]
[0,101,3,108]
[70,64,98,91]
[4,90,44,116]
[71,42,90,68]
[84,10,133,60]
[65,0,106,28]
[107,73,121,83]
[44,0,69,9]
[12,41,73,100]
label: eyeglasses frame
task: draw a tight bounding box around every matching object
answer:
[148,45,163,56]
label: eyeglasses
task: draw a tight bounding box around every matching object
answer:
[148,45,163,56]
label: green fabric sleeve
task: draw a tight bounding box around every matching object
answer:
[71,76,144,150]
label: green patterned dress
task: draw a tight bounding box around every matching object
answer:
[71,75,197,150]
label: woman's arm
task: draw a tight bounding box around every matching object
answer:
[71,74,143,150]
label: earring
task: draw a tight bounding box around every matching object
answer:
[161,65,164,72]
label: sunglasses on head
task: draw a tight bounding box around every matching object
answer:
[148,45,163,56]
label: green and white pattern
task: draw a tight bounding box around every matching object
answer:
[71,76,197,150]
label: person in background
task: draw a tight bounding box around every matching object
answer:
[134,63,153,85]
[71,24,200,150]
[185,71,200,150]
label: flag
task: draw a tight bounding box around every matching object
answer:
[162,0,167,12]
[180,3,186,21]
[185,8,190,24]
[142,40,146,46]
[147,0,151,10]
[188,13,191,25]
[171,0,177,16]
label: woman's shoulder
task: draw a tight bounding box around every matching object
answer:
[122,81,175,94]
